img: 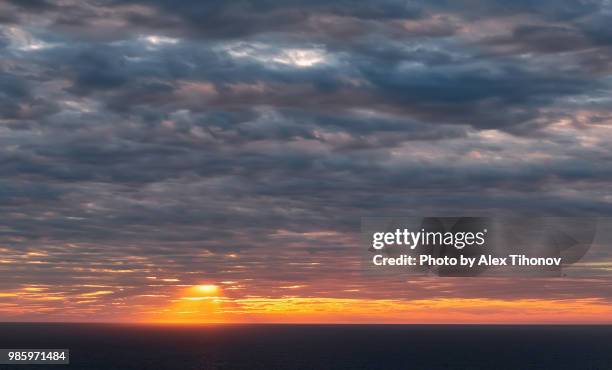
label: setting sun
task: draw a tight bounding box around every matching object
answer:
[194,285,219,295]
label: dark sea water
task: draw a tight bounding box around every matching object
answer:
[0,324,611,370]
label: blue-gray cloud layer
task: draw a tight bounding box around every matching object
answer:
[1,0,611,311]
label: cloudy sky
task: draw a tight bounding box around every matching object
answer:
[1,0,612,323]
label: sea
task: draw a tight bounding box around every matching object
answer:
[0,324,611,369]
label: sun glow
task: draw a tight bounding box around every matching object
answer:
[147,284,224,323]
[194,285,219,295]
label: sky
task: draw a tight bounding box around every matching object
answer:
[1,0,612,323]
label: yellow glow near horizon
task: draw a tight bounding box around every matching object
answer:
[143,293,612,324]
[7,281,610,324]
[147,284,224,323]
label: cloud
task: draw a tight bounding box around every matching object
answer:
[0,0,611,320]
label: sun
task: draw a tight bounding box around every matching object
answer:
[194,285,219,295]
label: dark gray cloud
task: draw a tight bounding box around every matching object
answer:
[5,0,55,10]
